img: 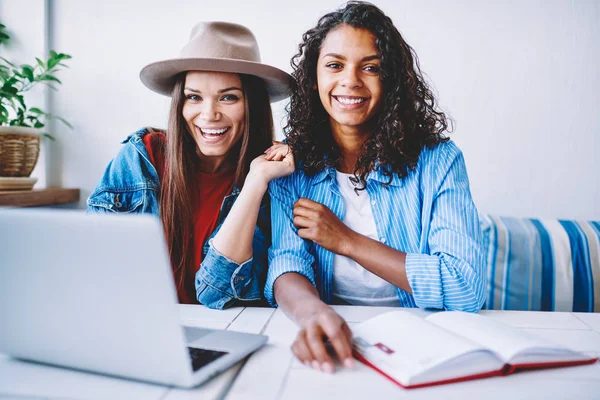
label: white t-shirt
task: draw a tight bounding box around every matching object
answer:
[332,171,401,306]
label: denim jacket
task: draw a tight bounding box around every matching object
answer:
[87,128,270,309]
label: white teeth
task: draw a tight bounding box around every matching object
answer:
[335,96,366,105]
[200,128,228,135]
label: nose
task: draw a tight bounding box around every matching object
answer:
[340,66,362,89]
[199,100,221,122]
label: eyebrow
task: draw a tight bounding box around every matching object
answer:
[322,53,380,62]
[184,87,244,94]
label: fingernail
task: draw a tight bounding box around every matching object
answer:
[303,360,310,367]
[344,358,355,369]
[322,362,334,374]
[311,360,321,371]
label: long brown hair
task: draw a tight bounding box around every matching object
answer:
[159,72,273,294]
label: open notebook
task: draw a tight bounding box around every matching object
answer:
[352,311,598,389]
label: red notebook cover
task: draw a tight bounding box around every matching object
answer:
[353,350,599,389]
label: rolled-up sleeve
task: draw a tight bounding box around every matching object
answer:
[196,213,269,309]
[403,146,486,312]
[265,174,316,306]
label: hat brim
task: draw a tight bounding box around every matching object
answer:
[140,58,292,102]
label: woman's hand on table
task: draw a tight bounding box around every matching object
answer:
[291,305,355,374]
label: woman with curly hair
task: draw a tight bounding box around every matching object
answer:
[266,1,486,373]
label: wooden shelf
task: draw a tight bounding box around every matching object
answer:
[0,188,80,207]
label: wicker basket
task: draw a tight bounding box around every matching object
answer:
[0,126,41,177]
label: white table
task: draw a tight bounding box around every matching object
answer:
[229,307,600,400]
[1,307,599,400]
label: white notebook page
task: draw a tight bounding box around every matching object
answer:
[352,311,499,384]
[426,312,568,363]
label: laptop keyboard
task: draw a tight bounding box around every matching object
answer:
[188,347,228,372]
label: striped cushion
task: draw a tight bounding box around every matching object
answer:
[480,213,600,312]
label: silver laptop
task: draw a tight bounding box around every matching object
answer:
[0,208,267,388]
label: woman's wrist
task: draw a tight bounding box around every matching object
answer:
[294,300,332,327]
[338,229,361,258]
[243,172,269,194]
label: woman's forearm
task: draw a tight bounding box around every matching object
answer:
[343,231,412,294]
[274,273,328,325]
[212,143,294,264]
[211,177,267,264]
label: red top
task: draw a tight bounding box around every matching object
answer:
[143,132,235,304]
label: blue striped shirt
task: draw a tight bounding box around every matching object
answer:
[265,140,486,312]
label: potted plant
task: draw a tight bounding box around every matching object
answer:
[0,23,71,188]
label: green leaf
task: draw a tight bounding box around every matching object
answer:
[1,96,15,110]
[47,52,72,70]
[0,68,10,80]
[29,107,44,114]
[1,85,19,95]
[20,65,35,81]
[0,28,8,46]
[11,107,26,125]
[0,57,15,67]
[35,57,45,68]
[42,133,56,141]
[4,94,18,106]
[0,89,16,99]
[15,95,26,110]
[47,57,59,70]
[33,121,44,128]
[11,69,24,79]
[54,115,73,129]
[40,74,62,84]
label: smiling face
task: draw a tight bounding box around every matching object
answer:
[182,71,246,172]
[316,24,383,137]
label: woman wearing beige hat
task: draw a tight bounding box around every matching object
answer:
[87,22,294,308]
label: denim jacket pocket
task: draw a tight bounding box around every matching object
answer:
[87,189,147,213]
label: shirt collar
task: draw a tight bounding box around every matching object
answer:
[367,163,405,187]
[310,163,405,187]
[311,167,337,185]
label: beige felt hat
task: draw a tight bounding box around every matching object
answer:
[140,21,291,102]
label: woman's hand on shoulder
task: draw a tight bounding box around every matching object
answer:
[247,141,295,187]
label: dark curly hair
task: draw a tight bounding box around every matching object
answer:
[285,1,450,189]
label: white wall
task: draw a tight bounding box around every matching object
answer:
[4,0,600,219]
